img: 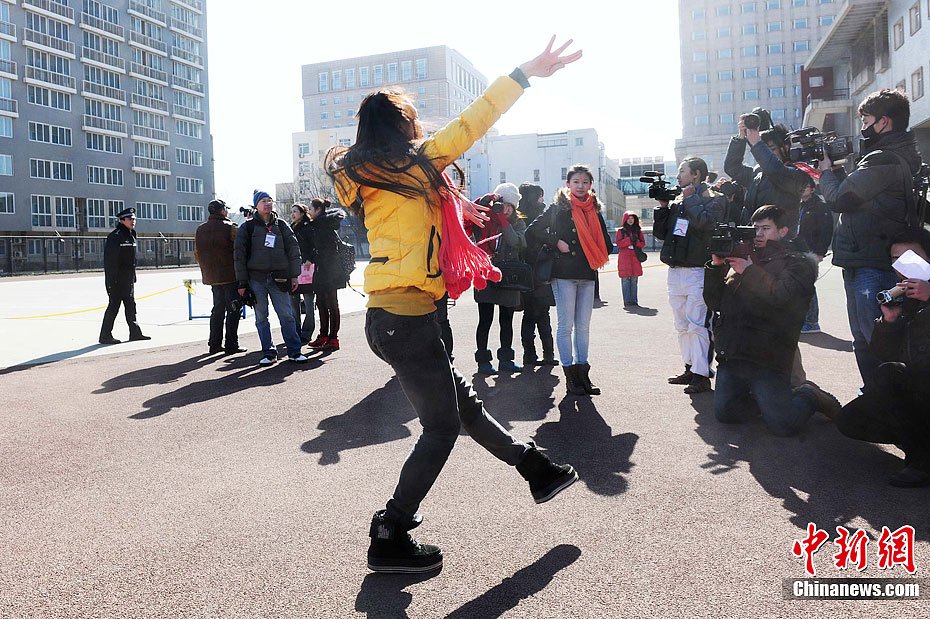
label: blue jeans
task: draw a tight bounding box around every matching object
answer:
[290,291,316,340]
[365,308,528,521]
[842,268,898,392]
[249,273,302,356]
[551,278,595,366]
[620,277,639,305]
[714,360,817,436]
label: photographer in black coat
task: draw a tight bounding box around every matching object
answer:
[797,176,835,333]
[704,205,839,436]
[725,114,810,232]
[99,207,150,345]
[836,228,930,487]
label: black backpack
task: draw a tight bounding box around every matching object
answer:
[888,151,930,228]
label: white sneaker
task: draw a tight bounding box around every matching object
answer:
[288,354,309,363]
[259,354,277,366]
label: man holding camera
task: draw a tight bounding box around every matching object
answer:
[653,157,726,394]
[725,112,810,231]
[234,190,308,365]
[704,205,841,435]
[195,199,245,355]
[836,228,930,487]
[818,89,923,394]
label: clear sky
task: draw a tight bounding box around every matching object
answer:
[206,0,682,206]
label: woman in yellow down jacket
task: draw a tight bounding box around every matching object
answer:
[327,38,582,575]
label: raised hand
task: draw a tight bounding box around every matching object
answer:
[519,36,583,79]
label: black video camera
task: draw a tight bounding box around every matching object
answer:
[475,193,506,213]
[708,223,756,259]
[641,171,682,202]
[786,127,854,166]
[741,107,773,132]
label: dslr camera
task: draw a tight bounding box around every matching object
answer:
[741,107,773,132]
[786,127,854,166]
[641,171,682,202]
[708,223,756,259]
[228,287,256,313]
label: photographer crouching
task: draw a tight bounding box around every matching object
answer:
[704,205,841,436]
[836,228,930,487]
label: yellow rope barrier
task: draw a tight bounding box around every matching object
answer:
[8,285,183,320]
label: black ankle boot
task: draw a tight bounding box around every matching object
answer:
[516,446,578,504]
[367,510,442,573]
[562,365,587,396]
[522,339,538,367]
[577,363,600,395]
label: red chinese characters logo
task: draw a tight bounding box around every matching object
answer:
[833,526,869,571]
[877,525,917,574]
[792,523,830,576]
[792,523,918,576]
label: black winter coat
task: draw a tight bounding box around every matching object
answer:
[725,138,809,232]
[307,208,348,293]
[703,239,817,374]
[653,183,726,268]
[104,223,137,291]
[797,195,834,257]
[233,212,301,283]
[871,299,930,374]
[525,190,613,281]
[819,130,923,270]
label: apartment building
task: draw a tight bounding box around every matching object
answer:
[675,0,841,172]
[0,0,214,243]
[804,0,930,157]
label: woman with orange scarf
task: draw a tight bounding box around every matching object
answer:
[526,164,613,395]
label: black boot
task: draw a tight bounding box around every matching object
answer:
[668,365,693,385]
[497,347,522,373]
[367,510,443,573]
[516,446,578,504]
[562,365,587,396]
[522,338,538,368]
[577,363,601,395]
[475,349,495,374]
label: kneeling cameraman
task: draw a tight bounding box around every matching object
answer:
[704,205,841,436]
[836,228,930,487]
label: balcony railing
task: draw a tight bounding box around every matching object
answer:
[0,97,18,115]
[81,46,126,71]
[129,61,167,84]
[171,74,203,94]
[24,28,76,56]
[80,12,125,40]
[128,0,167,25]
[0,18,15,39]
[130,92,168,113]
[82,80,127,104]
[169,46,202,67]
[82,114,127,135]
[25,65,76,90]
[171,0,204,13]
[0,59,16,77]
[132,156,170,173]
[169,17,202,40]
[132,124,170,143]
[22,0,75,22]
[172,104,203,122]
[129,30,167,54]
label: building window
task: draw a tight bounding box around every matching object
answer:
[345,67,355,89]
[136,202,167,220]
[692,51,707,61]
[766,0,781,8]
[387,63,397,82]
[85,132,122,153]
[819,15,834,27]
[0,153,12,176]
[373,64,383,85]
[793,40,810,52]
[135,172,166,190]
[176,148,202,166]
[359,66,370,87]
[401,60,412,81]
[744,89,760,100]
[767,43,784,54]
[0,191,13,214]
[794,63,804,74]
[694,115,709,126]
[792,0,808,5]
[86,198,107,228]
[318,72,328,92]
[87,165,123,185]
[177,204,204,221]
[500,171,506,183]
[31,195,52,227]
[913,67,924,100]
[720,113,735,124]
[742,23,758,35]
[809,75,825,87]
[176,177,203,194]
[575,137,584,146]
[0,116,11,139]
[742,45,759,57]
[818,0,834,3]
[415,58,427,80]
[769,65,785,76]
[533,169,540,182]
[28,122,72,147]
[718,48,733,59]
[894,18,905,48]
[719,70,734,80]
[694,94,709,104]
[694,72,709,83]
[767,21,782,32]
[55,196,75,228]
[720,92,734,102]
[332,69,342,90]
[693,30,706,40]
[718,27,731,37]
[771,109,787,120]
[742,2,757,12]
[27,85,71,111]
[909,2,921,34]
[793,18,809,28]
[769,87,786,97]
[560,167,567,180]
[176,120,202,139]
[692,8,705,18]
[717,5,731,16]
[30,159,73,181]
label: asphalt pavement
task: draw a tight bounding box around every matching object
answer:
[0,257,927,618]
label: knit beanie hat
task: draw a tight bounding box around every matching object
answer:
[253,189,271,207]
[207,199,226,214]
[493,183,521,208]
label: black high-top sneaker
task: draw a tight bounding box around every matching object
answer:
[668,365,693,384]
[516,446,578,504]
[367,510,443,573]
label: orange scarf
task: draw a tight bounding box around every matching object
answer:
[570,192,609,270]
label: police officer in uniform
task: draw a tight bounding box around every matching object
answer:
[99,207,151,344]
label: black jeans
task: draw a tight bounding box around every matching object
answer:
[316,290,341,338]
[365,308,528,521]
[435,294,453,361]
[836,362,930,466]
[476,303,515,352]
[520,296,554,358]
[100,282,141,338]
[209,283,242,350]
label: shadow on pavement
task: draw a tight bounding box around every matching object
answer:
[300,378,415,465]
[691,394,930,540]
[799,331,854,352]
[530,396,638,496]
[470,366,559,430]
[94,352,216,393]
[0,344,107,375]
[445,544,581,619]
[355,569,443,618]
[130,356,321,419]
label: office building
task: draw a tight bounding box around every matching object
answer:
[0,0,214,249]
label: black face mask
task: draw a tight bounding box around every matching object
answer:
[860,120,881,139]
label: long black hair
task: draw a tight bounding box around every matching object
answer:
[325,88,447,214]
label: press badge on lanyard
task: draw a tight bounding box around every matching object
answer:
[673,218,689,237]
[264,226,277,248]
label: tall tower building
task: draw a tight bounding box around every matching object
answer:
[0,0,214,238]
[675,0,841,171]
